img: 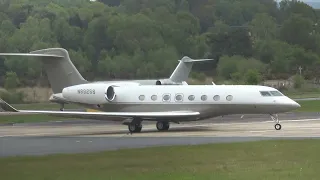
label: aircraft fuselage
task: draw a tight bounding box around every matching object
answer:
[61,83,300,121]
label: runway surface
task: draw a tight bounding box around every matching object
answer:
[1,112,320,157]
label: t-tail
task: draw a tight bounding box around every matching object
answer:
[0,48,87,94]
[169,56,214,83]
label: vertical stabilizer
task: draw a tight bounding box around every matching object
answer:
[0,48,87,93]
[169,56,214,83]
[29,48,87,93]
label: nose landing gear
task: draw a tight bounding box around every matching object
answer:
[60,103,64,111]
[270,114,281,130]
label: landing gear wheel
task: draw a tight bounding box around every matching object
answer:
[128,123,142,133]
[274,123,282,130]
[270,114,282,130]
[156,121,170,131]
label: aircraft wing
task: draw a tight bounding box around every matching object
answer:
[0,53,64,58]
[0,99,200,120]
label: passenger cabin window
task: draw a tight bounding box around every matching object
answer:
[270,91,283,96]
[213,95,220,101]
[226,95,233,101]
[260,91,272,97]
[151,95,157,101]
[175,94,183,102]
[139,95,145,101]
[201,95,207,101]
[163,94,171,102]
[188,95,195,101]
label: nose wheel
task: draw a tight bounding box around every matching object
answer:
[270,114,281,130]
[274,123,282,130]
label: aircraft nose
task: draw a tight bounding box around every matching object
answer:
[289,99,301,108]
[293,101,301,108]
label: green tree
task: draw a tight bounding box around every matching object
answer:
[293,74,305,89]
[245,69,261,85]
[4,71,20,89]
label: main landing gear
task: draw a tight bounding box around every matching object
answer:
[270,114,281,130]
[128,121,142,133]
[127,120,171,133]
[156,121,170,131]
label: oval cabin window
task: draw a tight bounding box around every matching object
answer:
[139,95,145,101]
[226,95,233,101]
[175,94,183,102]
[163,94,171,101]
[151,95,157,101]
[188,95,195,101]
[201,95,207,101]
[213,95,220,101]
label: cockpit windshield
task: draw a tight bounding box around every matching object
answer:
[260,91,272,96]
[260,90,283,97]
[269,91,283,96]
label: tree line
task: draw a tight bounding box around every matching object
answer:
[0,0,320,88]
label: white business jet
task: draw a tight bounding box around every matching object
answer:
[0,48,213,110]
[0,84,300,133]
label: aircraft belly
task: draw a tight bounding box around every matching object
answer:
[71,103,296,122]
[101,103,211,113]
[99,103,293,116]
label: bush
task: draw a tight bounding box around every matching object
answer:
[4,71,20,89]
[245,69,262,85]
[293,74,305,89]
[0,90,25,104]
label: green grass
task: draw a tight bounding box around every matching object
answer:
[0,114,62,124]
[284,90,320,99]
[1,139,320,180]
[0,103,81,124]
[13,103,81,110]
[294,100,320,112]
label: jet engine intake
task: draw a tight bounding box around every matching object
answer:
[105,86,116,102]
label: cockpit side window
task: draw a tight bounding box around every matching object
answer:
[260,91,271,97]
[270,91,283,96]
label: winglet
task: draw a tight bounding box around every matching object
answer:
[0,99,19,112]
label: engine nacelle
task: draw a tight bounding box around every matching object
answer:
[62,83,121,104]
[155,79,182,85]
[105,86,116,102]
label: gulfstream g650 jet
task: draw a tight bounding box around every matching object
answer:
[0,83,300,133]
[0,48,213,110]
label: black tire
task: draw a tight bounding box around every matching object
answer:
[156,121,170,131]
[274,123,281,130]
[128,123,142,133]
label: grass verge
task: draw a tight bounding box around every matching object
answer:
[294,100,320,112]
[284,91,320,99]
[0,114,62,124]
[0,103,80,124]
[1,139,320,180]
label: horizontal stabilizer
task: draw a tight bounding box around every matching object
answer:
[180,56,214,63]
[0,98,200,120]
[0,53,63,58]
